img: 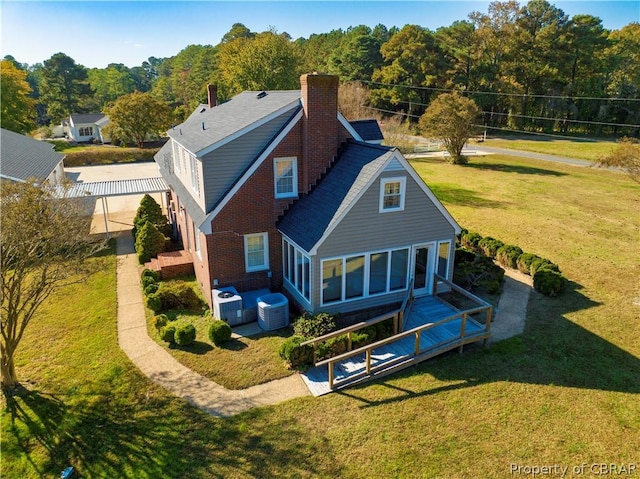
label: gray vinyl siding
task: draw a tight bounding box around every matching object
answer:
[318,173,456,257]
[201,106,298,212]
[310,173,456,313]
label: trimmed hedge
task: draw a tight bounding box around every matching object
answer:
[496,245,523,269]
[292,312,338,338]
[141,268,160,282]
[155,281,202,311]
[530,258,561,276]
[461,231,483,249]
[208,319,232,346]
[516,253,541,274]
[153,314,169,330]
[533,269,566,296]
[175,324,196,346]
[144,283,159,296]
[161,325,176,343]
[478,237,504,258]
[146,293,162,313]
[141,275,158,289]
[62,147,160,167]
[279,335,314,368]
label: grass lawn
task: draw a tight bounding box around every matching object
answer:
[148,303,294,390]
[480,137,618,162]
[3,154,639,478]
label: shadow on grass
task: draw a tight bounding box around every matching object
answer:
[3,381,340,478]
[169,340,214,354]
[464,162,567,176]
[336,280,640,408]
[428,183,505,207]
[218,338,249,351]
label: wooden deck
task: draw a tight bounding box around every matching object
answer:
[301,296,489,396]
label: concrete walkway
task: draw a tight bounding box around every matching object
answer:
[116,234,531,416]
[490,268,533,343]
[116,233,310,418]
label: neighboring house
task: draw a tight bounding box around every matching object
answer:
[65,113,110,143]
[0,128,66,185]
[154,74,460,317]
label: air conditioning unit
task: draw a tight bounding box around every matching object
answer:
[212,286,243,326]
[257,293,289,331]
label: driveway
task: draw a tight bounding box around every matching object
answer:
[65,162,165,235]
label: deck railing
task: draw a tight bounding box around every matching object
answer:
[301,281,414,364]
[313,276,493,391]
[433,273,494,330]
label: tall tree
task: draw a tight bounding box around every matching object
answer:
[221,23,255,43]
[88,64,137,109]
[39,53,91,123]
[328,26,383,81]
[1,181,107,390]
[435,21,480,91]
[105,91,172,148]
[216,30,301,96]
[371,25,442,117]
[0,60,36,133]
[418,92,480,164]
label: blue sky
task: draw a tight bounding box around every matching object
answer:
[1,1,638,69]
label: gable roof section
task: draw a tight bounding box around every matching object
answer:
[278,141,395,252]
[278,140,460,254]
[70,113,107,125]
[0,128,64,182]
[168,91,301,156]
[349,119,384,142]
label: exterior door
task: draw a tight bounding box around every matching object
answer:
[412,244,434,297]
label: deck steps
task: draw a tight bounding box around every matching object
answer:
[144,250,194,279]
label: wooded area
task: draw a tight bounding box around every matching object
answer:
[3,0,639,137]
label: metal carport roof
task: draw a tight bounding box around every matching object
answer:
[50,177,168,198]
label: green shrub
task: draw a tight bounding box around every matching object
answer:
[461,231,483,250]
[454,252,504,294]
[175,324,196,346]
[161,325,176,343]
[478,237,504,258]
[375,319,394,339]
[132,194,169,241]
[316,335,348,360]
[278,335,314,368]
[530,258,561,276]
[496,245,523,269]
[516,253,541,274]
[141,268,160,282]
[351,326,377,349]
[153,314,169,330]
[141,275,158,289]
[156,281,202,311]
[293,312,337,339]
[144,283,159,296]
[146,293,162,313]
[61,147,159,167]
[454,246,476,265]
[533,269,567,296]
[135,221,166,264]
[208,319,232,346]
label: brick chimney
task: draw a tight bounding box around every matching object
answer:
[207,84,217,108]
[300,73,339,194]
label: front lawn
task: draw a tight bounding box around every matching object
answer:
[481,136,617,161]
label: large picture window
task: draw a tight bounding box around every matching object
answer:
[321,247,410,305]
[78,126,94,137]
[274,157,298,198]
[244,233,269,272]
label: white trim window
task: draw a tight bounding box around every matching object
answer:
[78,126,94,137]
[190,153,200,196]
[244,233,269,272]
[437,240,451,279]
[380,177,406,212]
[274,157,298,198]
[283,239,310,301]
[321,247,409,305]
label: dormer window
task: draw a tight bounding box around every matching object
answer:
[380,177,406,212]
[274,157,298,199]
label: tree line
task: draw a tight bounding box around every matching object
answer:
[2,0,638,138]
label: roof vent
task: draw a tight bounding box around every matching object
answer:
[256,91,267,99]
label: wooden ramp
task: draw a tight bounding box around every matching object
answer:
[301,296,490,396]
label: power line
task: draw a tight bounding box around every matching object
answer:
[361,80,640,103]
[362,106,606,142]
[367,96,640,129]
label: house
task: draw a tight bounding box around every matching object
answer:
[154,74,460,317]
[0,128,66,185]
[65,113,110,143]
[346,119,384,145]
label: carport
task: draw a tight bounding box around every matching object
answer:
[51,177,169,238]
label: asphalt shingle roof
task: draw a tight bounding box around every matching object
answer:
[70,113,107,124]
[349,119,384,142]
[168,91,301,154]
[278,141,396,252]
[0,128,65,182]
